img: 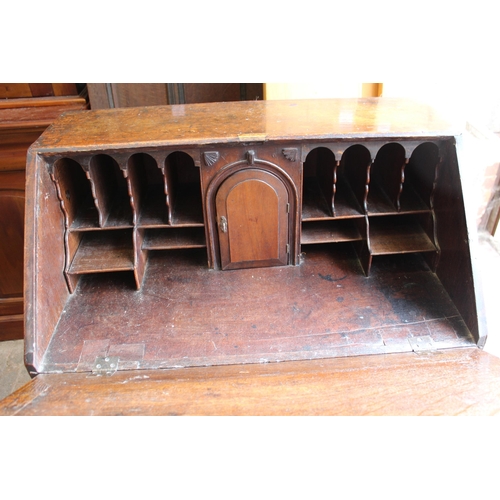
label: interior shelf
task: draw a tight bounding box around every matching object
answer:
[135,180,203,227]
[54,141,441,289]
[369,215,437,255]
[69,196,100,230]
[142,227,207,250]
[367,184,430,215]
[169,183,204,226]
[88,154,133,227]
[302,177,362,220]
[68,229,134,274]
[367,183,398,214]
[301,220,363,245]
[366,143,406,213]
[137,192,169,227]
[302,177,332,219]
[302,147,336,219]
[334,177,364,218]
[100,197,134,228]
[53,158,101,230]
[398,185,432,213]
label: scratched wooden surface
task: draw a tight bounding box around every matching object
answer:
[33,98,459,153]
[37,247,474,373]
[1,347,499,416]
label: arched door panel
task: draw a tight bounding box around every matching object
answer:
[216,169,289,270]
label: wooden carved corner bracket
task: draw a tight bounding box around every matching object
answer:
[282,148,298,162]
[203,151,219,166]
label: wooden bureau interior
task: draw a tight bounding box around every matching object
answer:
[24,98,485,376]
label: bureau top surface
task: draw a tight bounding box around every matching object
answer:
[32,98,460,153]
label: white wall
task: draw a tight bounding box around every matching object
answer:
[382,81,500,133]
[265,82,500,133]
[264,83,363,100]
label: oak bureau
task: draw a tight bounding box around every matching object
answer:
[17,98,487,392]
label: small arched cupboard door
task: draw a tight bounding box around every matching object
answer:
[215,168,290,270]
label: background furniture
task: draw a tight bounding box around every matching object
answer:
[87,83,263,109]
[0,84,88,340]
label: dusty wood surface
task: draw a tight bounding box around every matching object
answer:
[1,347,499,415]
[32,98,459,153]
[38,248,475,373]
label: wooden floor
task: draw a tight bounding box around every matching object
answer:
[40,244,474,373]
[0,340,31,401]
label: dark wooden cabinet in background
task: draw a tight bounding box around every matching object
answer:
[87,83,263,109]
[0,84,88,340]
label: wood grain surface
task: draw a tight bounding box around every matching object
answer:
[33,98,459,153]
[1,347,499,415]
[35,247,475,374]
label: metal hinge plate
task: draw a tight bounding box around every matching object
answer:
[408,335,435,353]
[92,356,119,376]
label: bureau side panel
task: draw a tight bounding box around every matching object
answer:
[434,138,486,345]
[24,150,69,374]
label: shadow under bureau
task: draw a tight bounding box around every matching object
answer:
[23,98,485,377]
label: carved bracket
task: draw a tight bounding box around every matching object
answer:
[203,151,219,166]
[282,148,298,162]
